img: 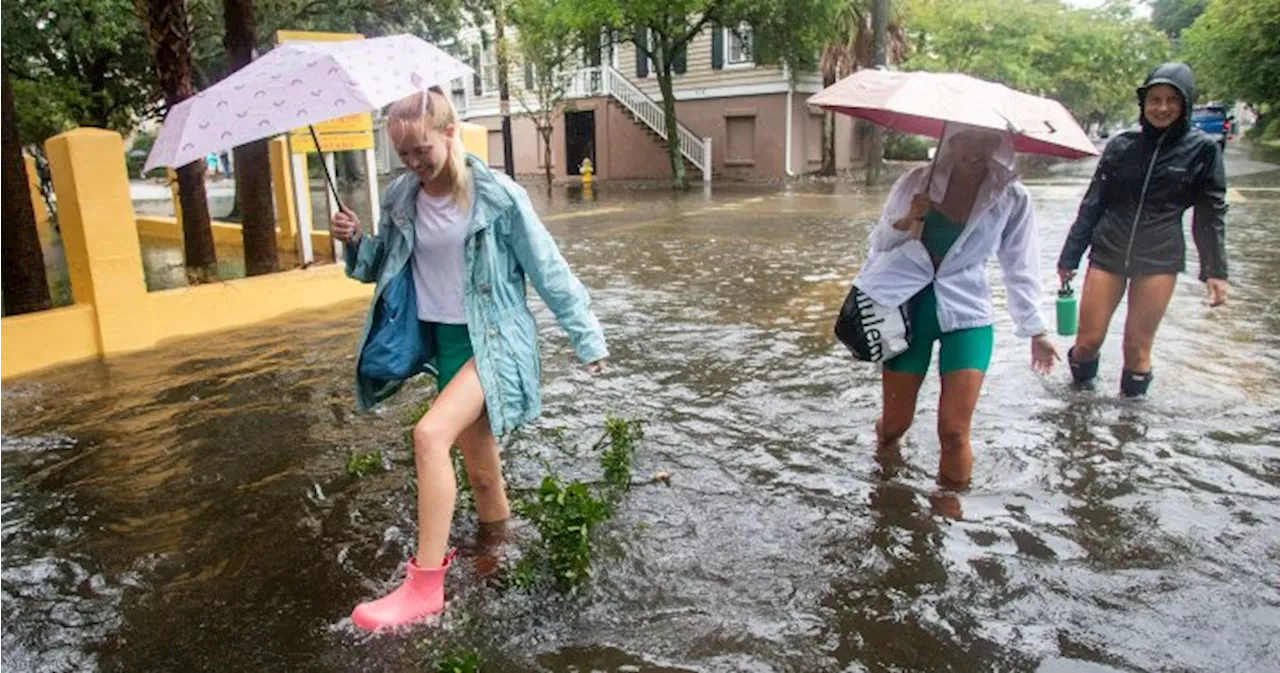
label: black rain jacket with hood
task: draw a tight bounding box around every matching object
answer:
[1058,62,1228,281]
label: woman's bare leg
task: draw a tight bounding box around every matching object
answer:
[412,359,486,567]
[937,370,984,487]
[1073,267,1128,361]
[1122,274,1178,373]
[877,370,926,452]
[456,413,510,524]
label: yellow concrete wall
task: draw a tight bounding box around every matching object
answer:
[134,215,334,252]
[0,128,379,381]
[0,305,101,378]
[44,129,151,355]
[144,264,370,347]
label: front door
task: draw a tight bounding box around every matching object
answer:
[564,110,595,176]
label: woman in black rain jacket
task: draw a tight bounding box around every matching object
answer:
[1057,62,1228,397]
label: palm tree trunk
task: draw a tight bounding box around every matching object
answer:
[1,65,51,316]
[223,0,277,276]
[140,0,218,283]
[820,70,837,175]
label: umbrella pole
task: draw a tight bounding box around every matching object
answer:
[309,125,344,211]
[923,120,945,198]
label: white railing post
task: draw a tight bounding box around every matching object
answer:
[702,137,712,184]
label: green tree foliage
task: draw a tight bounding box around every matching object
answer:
[1182,0,1280,108]
[510,0,580,190]
[2,0,157,148]
[1148,0,1208,38]
[2,0,472,149]
[564,0,844,188]
[903,0,1169,128]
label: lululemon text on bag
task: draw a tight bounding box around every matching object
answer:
[834,283,912,363]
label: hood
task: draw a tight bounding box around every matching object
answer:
[921,122,1018,201]
[1137,62,1196,136]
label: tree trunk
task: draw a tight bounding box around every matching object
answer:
[655,54,687,190]
[866,0,888,186]
[540,124,554,195]
[494,0,516,178]
[141,0,218,283]
[1,65,51,316]
[821,112,836,176]
[223,0,277,276]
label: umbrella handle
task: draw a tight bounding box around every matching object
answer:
[309,125,344,212]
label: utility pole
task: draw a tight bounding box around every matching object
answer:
[495,0,516,178]
[866,0,888,186]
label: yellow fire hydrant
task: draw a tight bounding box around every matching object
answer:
[580,157,594,186]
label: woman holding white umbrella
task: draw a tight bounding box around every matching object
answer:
[332,87,608,630]
[811,70,1094,487]
[142,35,608,632]
[858,123,1060,487]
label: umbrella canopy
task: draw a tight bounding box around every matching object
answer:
[145,34,472,172]
[808,69,1098,159]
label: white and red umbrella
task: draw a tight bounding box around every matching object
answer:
[808,69,1098,159]
[144,34,472,172]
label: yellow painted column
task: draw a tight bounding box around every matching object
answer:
[24,154,53,247]
[458,122,488,162]
[269,136,297,244]
[45,129,150,355]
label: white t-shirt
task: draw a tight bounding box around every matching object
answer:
[410,188,469,324]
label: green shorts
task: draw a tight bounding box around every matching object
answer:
[419,322,474,391]
[884,285,994,375]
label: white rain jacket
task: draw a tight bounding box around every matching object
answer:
[855,123,1047,338]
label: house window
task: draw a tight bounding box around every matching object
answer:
[450,76,467,112]
[726,23,753,66]
[481,42,499,94]
[726,115,756,165]
[487,130,504,168]
[808,113,824,164]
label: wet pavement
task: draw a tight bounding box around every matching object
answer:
[4,143,1280,672]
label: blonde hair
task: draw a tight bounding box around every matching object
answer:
[386,86,471,211]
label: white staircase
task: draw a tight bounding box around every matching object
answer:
[564,65,712,183]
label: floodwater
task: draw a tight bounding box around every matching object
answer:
[4,144,1279,672]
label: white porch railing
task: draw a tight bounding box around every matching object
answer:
[563,65,711,183]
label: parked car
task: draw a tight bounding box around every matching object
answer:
[1192,104,1229,149]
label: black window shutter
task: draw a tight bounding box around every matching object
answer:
[471,48,482,95]
[524,61,535,90]
[636,30,649,78]
[711,25,724,70]
[752,26,769,63]
[674,41,687,74]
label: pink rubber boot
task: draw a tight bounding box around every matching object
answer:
[351,548,456,631]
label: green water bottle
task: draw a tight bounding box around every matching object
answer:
[1057,281,1078,336]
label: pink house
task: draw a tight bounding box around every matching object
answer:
[425,24,867,183]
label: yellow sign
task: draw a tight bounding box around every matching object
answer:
[291,113,373,136]
[288,133,376,154]
[275,30,374,155]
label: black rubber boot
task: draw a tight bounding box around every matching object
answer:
[1121,369,1153,397]
[1068,347,1100,385]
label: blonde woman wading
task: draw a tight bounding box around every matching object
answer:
[332,87,608,631]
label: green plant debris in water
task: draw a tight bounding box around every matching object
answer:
[509,415,644,593]
[345,451,383,477]
[435,650,481,673]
